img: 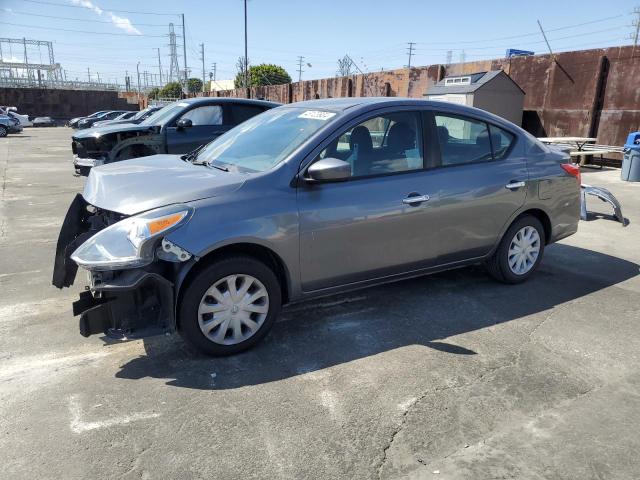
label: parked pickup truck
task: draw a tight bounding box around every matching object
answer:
[71,98,279,176]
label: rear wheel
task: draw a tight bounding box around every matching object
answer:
[0,126,7,138]
[485,215,546,284]
[178,256,282,356]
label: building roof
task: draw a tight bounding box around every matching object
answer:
[425,70,524,95]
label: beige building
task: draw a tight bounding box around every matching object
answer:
[425,70,525,126]
[208,79,235,92]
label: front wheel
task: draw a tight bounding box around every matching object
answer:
[178,256,282,356]
[0,126,7,138]
[485,215,546,284]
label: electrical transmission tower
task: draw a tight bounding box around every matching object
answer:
[446,50,452,66]
[406,42,415,69]
[168,23,180,83]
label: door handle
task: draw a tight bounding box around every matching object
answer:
[505,181,526,190]
[402,194,430,205]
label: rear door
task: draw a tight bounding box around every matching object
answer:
[428,111,527,263]
[166,104,226,153]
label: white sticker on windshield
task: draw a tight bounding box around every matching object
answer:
[298,110,336,121]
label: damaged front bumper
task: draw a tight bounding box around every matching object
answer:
[73,155,105,176]
[52,194,183,339]
[74,270,175,338]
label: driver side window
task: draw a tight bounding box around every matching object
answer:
[318,111,423,177]
[179,105,223,126]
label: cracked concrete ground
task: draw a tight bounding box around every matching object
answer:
[1,128,639,479]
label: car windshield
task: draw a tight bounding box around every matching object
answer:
[198,107,338,172]
[140,102,186,126]
[133,108,152,120]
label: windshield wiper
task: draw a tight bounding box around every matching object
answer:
[181,144,207,164]
[209,162,229,172]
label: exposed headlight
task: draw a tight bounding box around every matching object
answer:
[71,204,193,271]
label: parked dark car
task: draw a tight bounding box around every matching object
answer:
[68,111,109,128]
[53,97,581,356]
[71,98,279,176]
[91,111,137,128]
[77,110,130,130]
[92,106,162,128]
[33,116,56,127]
[0,115,23,136]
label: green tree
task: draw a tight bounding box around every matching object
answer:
[147,87,160,100]
[187,77,203,93]
[234,63,292,88]
[159,81,183,98]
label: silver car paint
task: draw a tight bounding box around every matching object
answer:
[83,98,580,302]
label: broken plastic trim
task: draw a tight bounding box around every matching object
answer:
[580,184,627,226]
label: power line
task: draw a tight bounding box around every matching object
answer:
[416,13,626,45]
[5,10,169,27]
[0,21,166,37]
[20,0,179,16]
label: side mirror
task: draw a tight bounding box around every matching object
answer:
[306,158,351,183]
[176,118,193,129]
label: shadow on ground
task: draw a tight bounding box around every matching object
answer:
[115,244,638,390]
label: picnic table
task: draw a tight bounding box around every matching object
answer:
[538,137,624,167]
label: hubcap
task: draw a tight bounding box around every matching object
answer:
[198,274,269,345]
[507,226,541,275]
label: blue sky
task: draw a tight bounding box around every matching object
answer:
[0,0,638,85]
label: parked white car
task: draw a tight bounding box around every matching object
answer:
[0,107,32,127]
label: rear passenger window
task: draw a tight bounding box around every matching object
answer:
[489,124,515,159]
[435,114,492,166]
[229,105,265,124]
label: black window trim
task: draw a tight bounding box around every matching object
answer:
[300,107,430,184]
[429,110,518,170]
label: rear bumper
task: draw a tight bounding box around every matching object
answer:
[74,270,175,338]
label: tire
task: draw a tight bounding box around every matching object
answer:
[178,255,282,356]
[485,215,546,284]
[0,126,7,138]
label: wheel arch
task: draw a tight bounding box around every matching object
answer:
[515,208,552,244]
[175,242,291,327]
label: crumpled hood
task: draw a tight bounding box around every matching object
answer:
[83,154,246,215]
[73,123,156,140]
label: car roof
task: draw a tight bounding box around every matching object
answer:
[178,97,281,108]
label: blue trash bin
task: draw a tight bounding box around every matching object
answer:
[622,132,640,182]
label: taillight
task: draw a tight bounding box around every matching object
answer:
[561,163,581,185]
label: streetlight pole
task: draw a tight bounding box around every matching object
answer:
[244,0,248,93]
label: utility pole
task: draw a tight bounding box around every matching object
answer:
[212,62,217,81]
[136,61,141,102]
[181,13,188,94]
[537,20,555,59]
[297,55,305,81]
[243,0,249,91]
[87,67,91,82]
[406,42,415,69]
[632,7,640,56]
[156,47,163,85]
[200,43,205,93]
[96,72,100,84]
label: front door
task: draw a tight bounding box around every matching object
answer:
[297,110,441,292]
[166,104,228,154]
